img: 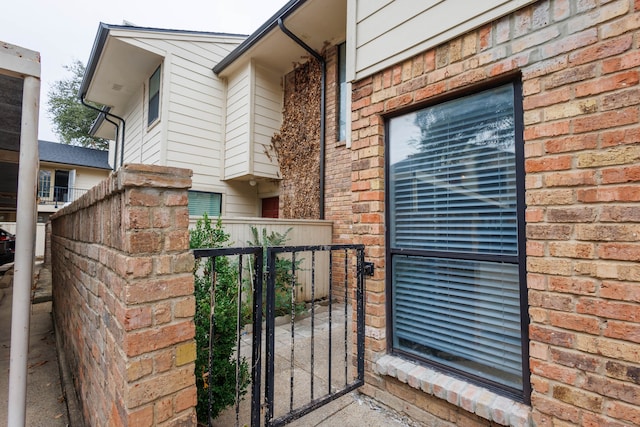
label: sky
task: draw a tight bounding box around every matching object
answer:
[1,0,289,143]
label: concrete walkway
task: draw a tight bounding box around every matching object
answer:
[0,262,70,426]
[213,305,418,427]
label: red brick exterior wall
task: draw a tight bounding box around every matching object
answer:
[51,164,197,426]
[324,45,357,301]
[347,1,640,426]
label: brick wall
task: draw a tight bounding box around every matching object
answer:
[325,45,354,246]
[51,164,197,426]
[324,45,357,300]
[348,1,640,426]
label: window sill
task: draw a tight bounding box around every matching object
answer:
[146,117,160,132]
[374,355,532,427]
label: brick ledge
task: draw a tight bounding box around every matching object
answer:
[374,355,532,427]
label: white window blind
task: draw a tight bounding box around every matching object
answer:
[188,191,222,217]
[388,84,523,392]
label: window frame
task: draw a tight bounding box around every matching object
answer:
[38,170,52,199]
[147,65,161,126]
[384,78,530,402]
[187,190,223,217]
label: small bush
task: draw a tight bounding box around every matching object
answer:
[247,226,305,318]
[190,214,249,423]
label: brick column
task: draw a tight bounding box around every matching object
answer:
[51,164,197,426]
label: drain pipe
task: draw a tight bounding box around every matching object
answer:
[80,95,126,168]
[103,116,120,171]
[277,18,326,219]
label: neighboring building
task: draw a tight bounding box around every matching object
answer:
[79,24,282,220]
[0,140,111,258]
[37,140,111,223]
[217,0,640,426]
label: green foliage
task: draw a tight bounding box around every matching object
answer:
[190,214,249,423]
[47,60,109,150]
[247,226,305,317]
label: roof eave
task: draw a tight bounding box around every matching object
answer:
[212,0,306,74]
[79,22,111,100]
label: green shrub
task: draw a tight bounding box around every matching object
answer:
[190,214,249,423]
[247,226,305,318]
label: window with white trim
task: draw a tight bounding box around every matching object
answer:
[38,170,51,199]
[148,65,161,125]
[387,82,528,398]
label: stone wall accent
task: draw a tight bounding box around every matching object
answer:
[51,164,197,426]
[348,1,640,426]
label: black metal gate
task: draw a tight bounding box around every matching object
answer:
[193,244,366,427]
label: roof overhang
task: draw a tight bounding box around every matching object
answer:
[214,0,346,77]
[0,42,41,210]
[80,24,164,110]
[81,24,248,138]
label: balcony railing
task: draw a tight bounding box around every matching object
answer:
[38,186,89,206]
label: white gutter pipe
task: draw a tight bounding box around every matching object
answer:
[7,74,40,427]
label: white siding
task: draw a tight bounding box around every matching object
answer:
[223,65,251,179]
[121,91,145,164]
[252,66,282,179]
[349,0,537,80]
[222,63,283,180]
[161,38,241,189]
[223,181,260,217]
[109,31,274,219]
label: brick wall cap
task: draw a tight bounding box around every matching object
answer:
[118,164,193,190]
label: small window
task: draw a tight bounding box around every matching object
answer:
[148,65,161,125]
[38,170,51,199]
[338,43,347,141]
[188,191,222,217]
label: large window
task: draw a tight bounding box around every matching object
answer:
[188,191,222,217]
[387,83,527,397]
[148,65,161,125]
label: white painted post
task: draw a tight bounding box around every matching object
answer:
[8,74,40,427]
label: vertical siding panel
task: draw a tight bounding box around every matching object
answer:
[252,66,282,178]
[223,65,251,179]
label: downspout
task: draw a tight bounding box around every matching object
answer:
[80,95,126,168]
[277,18,326,219]
[103,116,120,171]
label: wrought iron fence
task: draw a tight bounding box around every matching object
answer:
[192,243,366,427]
[38,186,89,206]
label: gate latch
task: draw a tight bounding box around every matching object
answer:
[364,261,375,277]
